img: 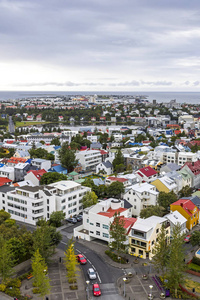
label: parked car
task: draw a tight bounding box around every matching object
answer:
[184,235,191,243]
[66,217,77,224]
[93,283,101,296]
[77,254,87,264]
[88,268,97,280]
[76,215,83,222]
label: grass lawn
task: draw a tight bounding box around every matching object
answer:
[188,263,200,272]
[15,121,51,127]
[184,278,200,293]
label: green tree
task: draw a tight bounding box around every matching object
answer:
[0,236,14,283]
[152,224,170,275]
[49,211,65,227]
[64,238,79,287]
[0,209,11,224]
[166,224,186,298]
[82,191,98,208]
[140,205,165,218]
[7,237,26,264]
[29,147,55,161]
[178,185,192,198]
[32,249,51,299]
[33,222,62,262]
[109,212,127,256]
[158,191,177,211]
[40,172,68,185]
[107,181,124,199]
[113,149,125,172]
[190,231,200,246]
[59,142,78,172]
[50,137,61,146]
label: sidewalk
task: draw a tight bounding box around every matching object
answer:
[20,248,87,300]
[0,293,12,300]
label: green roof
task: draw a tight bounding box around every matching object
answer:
[75,179,85,184]
[178,169,192,179]
[68,171,79,176]
[192,191,200,197]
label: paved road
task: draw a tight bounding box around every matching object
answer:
[8,115,15,133]
[59,236,124,300]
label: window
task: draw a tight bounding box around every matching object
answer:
[103,233,109,238]
[47,199,49,205]
[166,230,169,234]
[87,219,89,223]
[152,240,154,245]
[139,250,143,255]
[96,231,100,236]
[90,231,94,234]
[61,199,65,203]
[2,200,5,204]
[47,213,49,218]
[2,194,5,197]
[134,199,136,202]
[47,206,49,211]
[90,222,94,226]
[73,195,77,199]
[131,247,135,253]
[156,228,159,233]
[96,222,100,227]
[103,224,109,230]
[134,205,136,209]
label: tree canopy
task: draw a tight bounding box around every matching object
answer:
[40,172,68,185]
[158,191,178,211]
[109,212,127,255]
[29,147,55,161]
[112,149,125,172]
[59,142,78,172]
[107,181,125,199]
[49,211,65,227]
[140,205,165,219]
[82,191,98,208]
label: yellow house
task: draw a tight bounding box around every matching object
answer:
[128,216,170,260]
[151,176,177,193]
[170,199,199,230]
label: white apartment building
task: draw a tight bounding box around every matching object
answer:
[74,198,133,242]
[87,135,98,143]
[0,185,56,225]
[165,211,187,236]
[123,182,158,216]
[76,150,102,171]
[48,180,91,218]
[161,151,197,166]
[178,152,198,166]
[0,180,90,225]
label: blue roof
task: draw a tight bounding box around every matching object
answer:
[54,146,61,150]
[25,159,32,164]
[49,165,68,174]
[0,163,4,168]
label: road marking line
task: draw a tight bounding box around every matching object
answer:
[97,273,101,283]
[87,259,92,264]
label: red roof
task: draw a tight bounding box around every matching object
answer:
[98,207,127,218]
[184,160,200,175]
[171,199,199,216]
[137,166,157,177]
[7,157,27,164]
[0,177,12,186]
[174,130,181,135]
[27,169,46,180]
[99,150,108,155]
[107,177,128,183]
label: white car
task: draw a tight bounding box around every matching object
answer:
[88,268,97,280]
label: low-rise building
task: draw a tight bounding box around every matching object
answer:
[164,210,187,236]
[76,149,102,171]
[74,198,134,242]
[123,182,158,216]
[151,176,178,193]
[31,158,51,171]
[135,166,158,183]
[128,216,170,259]
[170,199,199,230]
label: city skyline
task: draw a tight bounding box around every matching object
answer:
[1,0,200,91]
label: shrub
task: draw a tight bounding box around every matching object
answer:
[188,263,200,273]
[0,284,6,292]
[32,287,40,294]
[105,250,126,264]
[70,285,78,290]
[7,278,21,288]
[191,256,200,266]
[5,287,21,298]
[68,279,77,284]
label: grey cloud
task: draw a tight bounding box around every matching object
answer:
[141,81,173,86]
[193,81,200,86]
[183,81,190,85]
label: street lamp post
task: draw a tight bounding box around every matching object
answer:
[123,277,126,297]
[86,280,90,300]
[149,285,153,300]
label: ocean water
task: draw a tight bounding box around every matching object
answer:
[0,91,200,104]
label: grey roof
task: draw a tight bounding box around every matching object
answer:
[123,199,133,209]
[102,161,112,168]
[188,196,200,207]
[90,142,102,149]
[0,186,15,193]
[17,186,42,192]
[163,163,181,172]
[32,158,49,163]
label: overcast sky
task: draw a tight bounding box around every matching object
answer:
[1,0,200,91]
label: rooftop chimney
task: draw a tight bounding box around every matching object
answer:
[192,162,194,166]
[180,202,183,207]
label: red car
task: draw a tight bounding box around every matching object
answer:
[184,235,191,243]
[77,254,87,264]
[93,283,101,296]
